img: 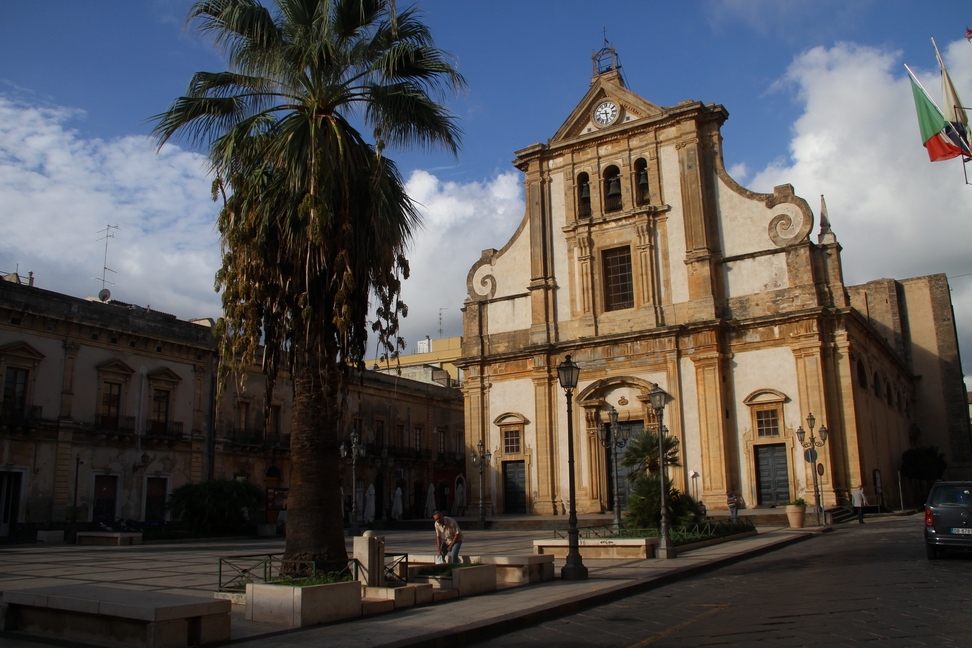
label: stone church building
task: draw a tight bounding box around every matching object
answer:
[457,49,970,517]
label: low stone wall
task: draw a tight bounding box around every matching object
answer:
[245,581,362,628]
[533,537,660,559]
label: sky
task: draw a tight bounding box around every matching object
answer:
[1,0,971,387]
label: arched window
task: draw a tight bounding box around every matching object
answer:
[634,158,650,205]
[603,166,622,213]
[576,172,592,218]
[885,382,893,406]
[873,373,881,398]
[856,359,867,389]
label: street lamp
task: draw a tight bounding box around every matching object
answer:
[558,354,588,581]
[598,406,630,530]
[648,385,676,559]
[796,413,828,526]
[340,430,365,536]
[470,439,491,523]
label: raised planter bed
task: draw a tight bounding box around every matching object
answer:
[245,580,361,627]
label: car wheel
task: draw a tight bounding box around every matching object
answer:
[926,544,937,560]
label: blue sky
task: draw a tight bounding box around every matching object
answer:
[1,0,971,385]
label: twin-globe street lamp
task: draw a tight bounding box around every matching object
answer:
[598,406,630,530]
[470,439,492,523]
[796,413,828,526]
[557,355,588,581]
[648,385,677,559]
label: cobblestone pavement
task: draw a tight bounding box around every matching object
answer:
[0,528,551,597]
[472,515,972,648]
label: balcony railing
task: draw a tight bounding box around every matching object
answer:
[95,414,136,434]
[146,419,185,440]
[0,405,42,428]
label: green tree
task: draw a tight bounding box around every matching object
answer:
[623,473,700,529]
[152,0,464,569]
[620,427,681,478]
[166,479,263,534]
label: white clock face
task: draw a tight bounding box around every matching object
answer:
[593,100,619,126]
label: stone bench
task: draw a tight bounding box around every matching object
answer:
[533,537,660,559]
[0,585,231,648]
[478,554,555,585]
[77,531,143,545]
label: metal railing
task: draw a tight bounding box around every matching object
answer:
[218,554,358,591]
[95,414,136,434]
[384,553,409,584]
[146,419,185,439]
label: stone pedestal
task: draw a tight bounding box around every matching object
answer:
[353,531,385,587]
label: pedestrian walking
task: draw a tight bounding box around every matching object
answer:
[727,491,739,520]
[433,510,463,563]
[852,485,868,523]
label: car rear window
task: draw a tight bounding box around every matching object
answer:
[930,485,972,507]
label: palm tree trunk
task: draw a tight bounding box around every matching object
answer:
[284,352,348,571]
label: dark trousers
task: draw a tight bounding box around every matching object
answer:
[854,506,864,523]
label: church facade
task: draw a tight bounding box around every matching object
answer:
[457,51,970,517]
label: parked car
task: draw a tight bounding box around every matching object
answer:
[924,481,972,559]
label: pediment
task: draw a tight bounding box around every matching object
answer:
[0,341,45,362]
[743,388,789,405]
[493,412,530,427]
[550,75,664,144]
[96,359,135,377]
[147,367,183,384]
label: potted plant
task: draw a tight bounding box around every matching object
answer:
[785,498,807,528]
[245,574,362,627]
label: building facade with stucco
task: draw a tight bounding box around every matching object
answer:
[457,49,970,518]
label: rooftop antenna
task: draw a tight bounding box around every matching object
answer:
[438,307,449,339]
[93,224,119,302]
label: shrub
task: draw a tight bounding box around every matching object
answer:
[165,479,263,534]
[623,473,701,529]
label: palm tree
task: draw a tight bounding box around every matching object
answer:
[151,0,464,569]
[620,427,680,478]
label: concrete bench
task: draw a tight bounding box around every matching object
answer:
[0,585,231,648]
[533,537,660,559]
[77,531,143,545]
[35,530,64,543]
[478,554,555,585]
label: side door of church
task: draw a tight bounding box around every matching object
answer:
[755,444,790,506]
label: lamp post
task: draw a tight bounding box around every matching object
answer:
[558,354,588,580]
[340,430,365,536]
[796,413,828,526]
[648,385,676,559]
[470,439,491,523]
[598,406,630,530]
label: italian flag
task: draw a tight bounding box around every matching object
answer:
[906,64,969,161]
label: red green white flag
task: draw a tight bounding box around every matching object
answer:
[905,64,969,161]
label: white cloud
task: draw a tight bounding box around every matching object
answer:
[0,94,525,354]
[0,96,222,318]
[396,170,524,349]
[748,41,972,387]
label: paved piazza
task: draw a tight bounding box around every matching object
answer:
[472,516,972,648]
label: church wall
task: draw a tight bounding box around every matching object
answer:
[659,145,688,306]
[721,253,789,298]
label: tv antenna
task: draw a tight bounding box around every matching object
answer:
[93,224,119,302]
[438,307,448,339]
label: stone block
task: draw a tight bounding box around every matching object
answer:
[411,583,434,605]
[533,537,659,559]
[36,530,64,543]
[432,589,458,602]
[360,598,395,615]
[245,581,361,627]
[363,586,415,608]
[452,564,496,597]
